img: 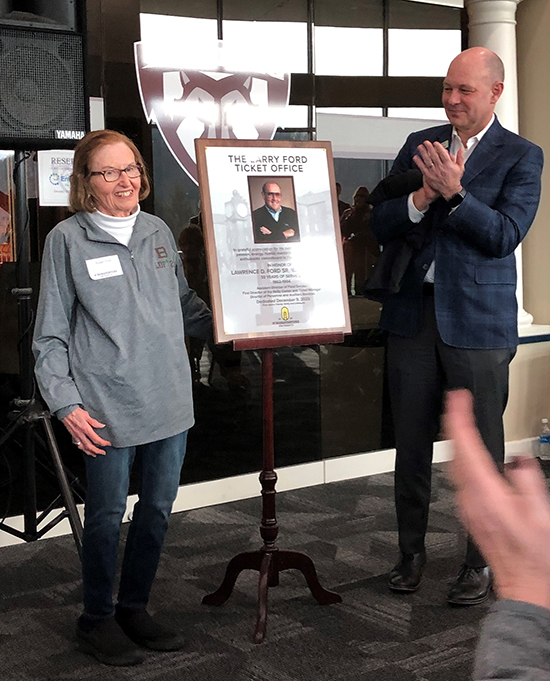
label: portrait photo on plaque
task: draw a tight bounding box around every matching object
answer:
[195,139,351,344]
[248,176,300,244]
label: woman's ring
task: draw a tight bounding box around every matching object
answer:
[74,440,82,446]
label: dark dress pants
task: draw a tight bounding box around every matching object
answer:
[387,289,515,567]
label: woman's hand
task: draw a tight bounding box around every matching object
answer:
[62,407,112,457]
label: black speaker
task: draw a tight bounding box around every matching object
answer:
[0,26,87,149]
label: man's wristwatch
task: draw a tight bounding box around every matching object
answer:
[447,188,467,209]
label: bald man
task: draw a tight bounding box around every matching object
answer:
[371,48,543,605]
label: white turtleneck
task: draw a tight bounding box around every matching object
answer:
[89,205,141,247]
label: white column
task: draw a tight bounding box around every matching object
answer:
[466,0,533,327]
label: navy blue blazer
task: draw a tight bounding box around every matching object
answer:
[371,118,544,349]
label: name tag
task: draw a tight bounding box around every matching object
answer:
[86,255,123,281]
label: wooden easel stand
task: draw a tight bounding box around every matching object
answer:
[202,335,343,643]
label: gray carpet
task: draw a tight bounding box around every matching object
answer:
[0,466,490,681]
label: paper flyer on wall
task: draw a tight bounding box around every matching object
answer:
[37,150,74,207]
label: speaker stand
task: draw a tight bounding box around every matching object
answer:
[0,398,83,555]
[0,150,83,554]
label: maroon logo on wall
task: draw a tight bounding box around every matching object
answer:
[134,42,290,185]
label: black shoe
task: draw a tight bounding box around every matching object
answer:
[115,605,185,651]
[447,565,492,605]
[388,551,426,592]
[76,616,146,666]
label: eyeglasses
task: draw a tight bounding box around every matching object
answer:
[90,163,143,182]
[264,192,281,197]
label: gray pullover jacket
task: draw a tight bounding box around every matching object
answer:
[474,599,550,680]
[32,210,211,447]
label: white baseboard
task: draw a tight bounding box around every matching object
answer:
[0,437,537,549]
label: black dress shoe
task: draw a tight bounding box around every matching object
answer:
[447,565,492,605]
[388,551,426,592]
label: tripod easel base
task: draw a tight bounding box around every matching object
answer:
[202,547,342,643]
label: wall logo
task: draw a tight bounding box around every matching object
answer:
[55,130,85,140]
[49,172,70,192]
[134,41,290,185]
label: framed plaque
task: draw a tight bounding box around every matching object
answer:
[195,139,351,344]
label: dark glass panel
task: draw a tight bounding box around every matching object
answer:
[314,0,383,28]
[181,346,322,484]
[151,127,200,242]
[223,0,307,23]
[389,0,461,30]
[140,0,217,20]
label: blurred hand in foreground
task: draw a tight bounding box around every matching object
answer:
[445,389,550,611]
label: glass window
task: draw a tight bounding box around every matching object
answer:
[315,0,384,29]
[314,0,384,77]
[274,130,310,142]
[139,14,218,69]
[314,27,383,76]
[223,0,307,22]
[388,107,447,120]
[278,106,310,129]
[182,345,322,485]
[389,0,462,76]
[388,29,461,76]
[140,1,217,19]
[223,0,308,73]
[389,0,462,29]
[150,128,200,241]
[317,107,384,117]
[333,157,386,207]
[405,0,463,7]
[223,20,308,74]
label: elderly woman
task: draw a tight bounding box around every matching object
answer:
[32,130,211,666]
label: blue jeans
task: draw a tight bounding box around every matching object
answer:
[81,431,188,621]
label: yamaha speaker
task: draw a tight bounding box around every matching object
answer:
[0,26,87,149]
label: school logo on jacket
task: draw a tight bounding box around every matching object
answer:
[155,246,174,269]
[134,40,290,185]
